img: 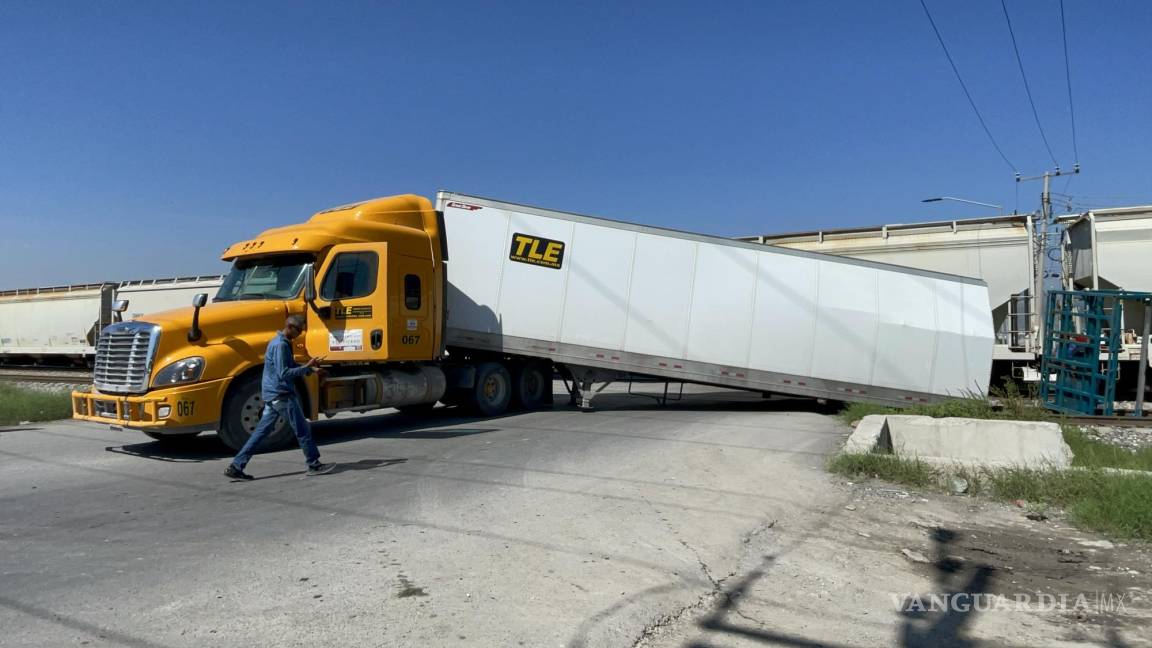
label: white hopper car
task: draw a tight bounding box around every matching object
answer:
[0,276,223,365]
[742,205,1152,384]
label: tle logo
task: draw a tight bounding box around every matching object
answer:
[509,233,565,269]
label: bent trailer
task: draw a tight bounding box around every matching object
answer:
[439,192,993,408]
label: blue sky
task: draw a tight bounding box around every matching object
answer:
[1,1,1149,289]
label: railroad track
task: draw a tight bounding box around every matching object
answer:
[0,369,92,385]
[1063,414,1152,428]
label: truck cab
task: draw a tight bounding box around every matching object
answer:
[72,194,446,449]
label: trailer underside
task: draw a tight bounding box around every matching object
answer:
[446,328,952,408]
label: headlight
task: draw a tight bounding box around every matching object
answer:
[152,357,206,386]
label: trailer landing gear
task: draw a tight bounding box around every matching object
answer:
[559,365,629,411]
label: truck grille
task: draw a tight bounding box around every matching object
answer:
[93,322,160,394]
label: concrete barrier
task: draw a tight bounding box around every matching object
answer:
[844,415,890,454]
[844,414,1073,469]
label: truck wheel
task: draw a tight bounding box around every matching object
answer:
[217,374,294,452]
[512,360,551,410]
[469,362,511,416]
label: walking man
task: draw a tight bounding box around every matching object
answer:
[225,315,335,480]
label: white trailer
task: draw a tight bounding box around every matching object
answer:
[117,276,225,321]
[738,215,1039,363]
[439,192,994,407]
[0,276,224,364]
[0,283,115,363]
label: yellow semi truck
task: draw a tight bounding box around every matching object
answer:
[73,191,994,450]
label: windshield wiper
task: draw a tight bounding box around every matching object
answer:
[235,293,277,300]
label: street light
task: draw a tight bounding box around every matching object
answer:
[921,197,1003,215]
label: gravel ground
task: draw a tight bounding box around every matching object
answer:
[8,381,84,394]
[1083,426,1152,453]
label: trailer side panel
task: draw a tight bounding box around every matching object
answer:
[440,192,994,404]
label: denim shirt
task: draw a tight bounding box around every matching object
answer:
[261,332,312,402]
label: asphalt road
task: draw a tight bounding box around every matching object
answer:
[0,386,848,647]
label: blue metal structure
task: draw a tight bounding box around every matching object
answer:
[1040,290,1151,415]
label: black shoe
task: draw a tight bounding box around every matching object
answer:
[306,462,336,476]
[225,465,254,481]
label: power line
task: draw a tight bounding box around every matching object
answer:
[1060,171,1074,201]
[919,0,1018,173]
[1001,0,1060,167]
[1059,0,1080,163]
[1058,194,1152,201]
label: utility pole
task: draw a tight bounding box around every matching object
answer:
[1016,164,1081,351]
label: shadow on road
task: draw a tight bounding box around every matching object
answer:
[101,387,837,464]
[331,458,408,474]
[244,458,410,481]
[583,389,839,415]
[895,527,996,648]
[675,526,1055,648]
[102,408,505,462]
[105,436,232,462]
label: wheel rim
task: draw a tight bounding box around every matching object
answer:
[524,371,542,398]
[483,374,507,403]
[239,392,285,435]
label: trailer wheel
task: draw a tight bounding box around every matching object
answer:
[512,360,551,410]
[217,373,294,452]
[469,362,511,416]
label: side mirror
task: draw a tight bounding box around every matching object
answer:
[111,299,129,323]
[304,264,317,303]
[188,293,209,342]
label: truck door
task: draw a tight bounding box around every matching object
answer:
[387,254,435,361]
[304,242,391,362]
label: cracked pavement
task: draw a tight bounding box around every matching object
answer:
[3,384,1148,647]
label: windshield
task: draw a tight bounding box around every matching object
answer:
[215,254,311,302]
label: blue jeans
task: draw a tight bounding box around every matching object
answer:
[230,397,321,470]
